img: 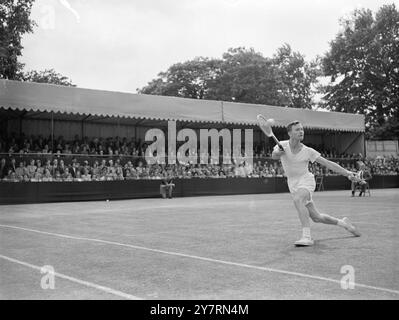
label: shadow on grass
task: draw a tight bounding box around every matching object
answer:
[315,235,355,243]
[272,235,359,259]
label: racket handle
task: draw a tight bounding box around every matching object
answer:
[272,136,284,151]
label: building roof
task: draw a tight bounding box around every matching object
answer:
[0,79,364,132]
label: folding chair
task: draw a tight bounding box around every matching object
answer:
[355,182,371,196]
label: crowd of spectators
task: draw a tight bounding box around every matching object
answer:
[0,134,397,182]
[0,155,397,182]
[0,157,282,182]
[0,134,147,157]
[1,134,364,159]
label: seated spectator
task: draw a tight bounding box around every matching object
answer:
[62,167,71,180]
[82,160,91,174]
[42,169,53,182]
[54,170,63,182]
[91,161,100,176]
[69,160,80,178]
[26,159,37,177]
[44,159,52,173]
[74,171,83,182]
[63,143,72,154]
[8,158,17,173]
[160,173,175,199]
[81,168,92,181]
[58,159,66,174]
[31,171,42,182]
[3,170,14,182]
[351,162,372,197]
[9,172,19,182]
[0,158,7,179]
[115,167,124,181]
[80,145,89,155]
[63,174,73,182]
[124,168,133,180]
[234,163,247,178]
[42,144,51,154]
[36,160,44,175]
[15,163,25,180]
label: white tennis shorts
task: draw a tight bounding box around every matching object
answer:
[287,173,316,202]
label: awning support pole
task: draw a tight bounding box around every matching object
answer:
[51,111,54,151]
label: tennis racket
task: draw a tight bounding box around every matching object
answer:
[256,114,284,151]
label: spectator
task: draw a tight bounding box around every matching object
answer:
[54,170,63,181]
[36,160,44,175]
[74,171,83,182]
[115,167,124,180]
[42,169,53,182]
[42,144,51,154]
[26,159,37,178]
[0,158,8,179]
[351,162,372,197]
[4,171,19,182]
[81,168,92,181]
[160,173,175,199]
[31,170,42,182]
[15,162,25,179]
[8,158,17,173]
[69,160,79,178]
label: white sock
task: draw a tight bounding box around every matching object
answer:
[302,227,311,239]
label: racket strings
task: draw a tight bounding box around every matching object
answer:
[257,115,273,137]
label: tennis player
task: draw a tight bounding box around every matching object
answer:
[272,121,361,246]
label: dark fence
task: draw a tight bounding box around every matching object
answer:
[0,175,397,205]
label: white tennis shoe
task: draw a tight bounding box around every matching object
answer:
[342,217,361,237]
[294,237,314,247]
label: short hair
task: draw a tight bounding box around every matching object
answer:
[286,121,301,133]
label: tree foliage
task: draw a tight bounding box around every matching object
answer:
[206,47,288,106]
[1,0,75,86]
[272,44,321,109]
[21,69,75,86]
[139,57,221,99]
[0,0,36,80]
[322,4,399,139]
[139,47,319,108]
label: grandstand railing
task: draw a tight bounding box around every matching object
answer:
[0,153,361,166]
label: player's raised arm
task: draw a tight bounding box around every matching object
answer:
[315,156,357,181]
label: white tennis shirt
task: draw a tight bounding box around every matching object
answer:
[273,140,321,180]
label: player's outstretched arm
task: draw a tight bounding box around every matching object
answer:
[315,156,357,180]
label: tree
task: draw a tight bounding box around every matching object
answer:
[138,57,222,99]
[272,44,321,109]
[207,47,289,106]
[139,47,295,106]
[0,0,36,80]
[322,4,399,139]
[21,69,75,86]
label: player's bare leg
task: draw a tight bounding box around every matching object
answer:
[305,201,361,237]
[292,189,314,246]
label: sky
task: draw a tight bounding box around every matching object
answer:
[21,0,398,93]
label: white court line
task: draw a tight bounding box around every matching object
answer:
[1,224,398,296]
[0,254,142,300]
[20,202,396,217]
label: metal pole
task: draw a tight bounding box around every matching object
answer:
[51,111,54,151]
